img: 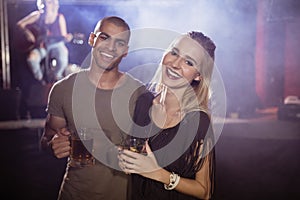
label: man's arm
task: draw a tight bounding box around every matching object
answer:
[40,114,71,158]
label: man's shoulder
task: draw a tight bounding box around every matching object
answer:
[123,73,146,91]
[123,73,143,85]
[51,70,86,91]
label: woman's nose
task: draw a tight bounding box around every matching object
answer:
[171,57,182,69]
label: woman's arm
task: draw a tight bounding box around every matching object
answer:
[119,142,212,199]
[172,155,212,199]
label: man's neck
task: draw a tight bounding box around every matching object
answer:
[87,67,124,90]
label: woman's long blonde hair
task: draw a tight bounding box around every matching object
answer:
[188,31,216,113]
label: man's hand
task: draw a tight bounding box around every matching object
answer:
[51,128,71,159]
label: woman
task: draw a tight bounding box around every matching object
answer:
[119,31,216,199]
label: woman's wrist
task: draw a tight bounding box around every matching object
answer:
[154,168,172,185]
[164,172,180,190]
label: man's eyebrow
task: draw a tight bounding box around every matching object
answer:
[98,32,127,43]
[115,38,127,43]
[97,32,110,38]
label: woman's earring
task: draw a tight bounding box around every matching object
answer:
[194,73,202,82]
[191,74,201,86]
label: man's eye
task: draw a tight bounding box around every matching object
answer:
[99,35,109,40]
[117,41,126,47]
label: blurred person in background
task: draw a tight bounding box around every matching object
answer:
[16,0,72,83]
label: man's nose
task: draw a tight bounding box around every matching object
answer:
[107,40,117,52]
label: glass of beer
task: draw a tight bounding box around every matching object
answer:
[70,128,95,168]
[124,137,146,154]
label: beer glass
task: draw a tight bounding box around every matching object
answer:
[70,128,95,168]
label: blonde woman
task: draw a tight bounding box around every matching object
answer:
[119,31,216,200]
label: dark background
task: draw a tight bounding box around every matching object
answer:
[2,0,299,119]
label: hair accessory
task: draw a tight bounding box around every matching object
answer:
[164,172,180,190]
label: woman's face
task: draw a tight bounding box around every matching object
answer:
[161,35,204,88]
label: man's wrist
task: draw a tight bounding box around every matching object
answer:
[40,136,52,151]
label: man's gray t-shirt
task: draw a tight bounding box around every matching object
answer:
[47,70,145,200]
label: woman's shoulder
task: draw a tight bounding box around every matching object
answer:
[133,91,155,121]
[136,90,155,106]
[185,110,210,123]
[183,111,211,139]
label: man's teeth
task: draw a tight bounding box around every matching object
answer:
[167,68,181,78]
[101,52,114,58]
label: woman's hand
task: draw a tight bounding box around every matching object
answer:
[118,141,162,179]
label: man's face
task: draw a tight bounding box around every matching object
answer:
[91,21,130,71]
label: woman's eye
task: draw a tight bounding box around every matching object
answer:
[186,60,194,66]
[170,50,178,56]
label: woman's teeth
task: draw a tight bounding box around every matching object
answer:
[167,68,181,79]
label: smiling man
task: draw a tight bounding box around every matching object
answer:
[40,16,145,200]
[91,21,130,72]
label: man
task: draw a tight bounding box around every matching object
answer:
[40,16,145,200]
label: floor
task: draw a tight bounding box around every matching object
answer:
[1,112,300,200]
[1,129,67,200]
[213,118,300,200]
